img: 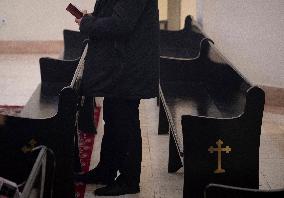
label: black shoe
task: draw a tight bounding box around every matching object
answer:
[94,180,140,196]
[74,168,115,185]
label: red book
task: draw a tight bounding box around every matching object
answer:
[66,3,83,19]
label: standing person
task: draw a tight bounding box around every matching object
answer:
[74,0,159,196]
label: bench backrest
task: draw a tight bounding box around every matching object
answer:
[160,15,210,59]
[39,58,79,96]
[63,29,88,60]
[160,40,256,118]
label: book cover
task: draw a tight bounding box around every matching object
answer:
[66,3,83,19]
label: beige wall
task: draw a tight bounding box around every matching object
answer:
[200,0,284,88]
[2,0,283,88]
[0,0,169,40]
[0,0,95,41]
[167,0,181,30]
[167,0,196,30]
[180,0,196,28]
[158,0,168,21]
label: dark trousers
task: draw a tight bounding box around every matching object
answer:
[78,97,96,134]
[100,97,142,185]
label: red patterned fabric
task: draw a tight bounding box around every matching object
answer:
[75,131,95,198]
[75,106,101,198]
[0,105,23,116]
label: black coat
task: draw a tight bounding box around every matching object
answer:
[79,0,159,99]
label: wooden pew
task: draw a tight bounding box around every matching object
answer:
[0,44,88,198]
[158,15,213,108]
[158,15,212,131]
[159,15,210,60]
[62,29,88,60]
[158,36,265,197]
[0,146,53,198]
[20,146,55,198]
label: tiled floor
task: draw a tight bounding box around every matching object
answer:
[0,54,283,197]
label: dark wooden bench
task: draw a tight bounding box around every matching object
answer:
[62,29,88,60]
[0,44,88,198]
[20,146,54,198]
[158,29,265,198]
[159,15,210,59]
[204,183,284,198]
[0,146,53,198]
[158,15,213,107]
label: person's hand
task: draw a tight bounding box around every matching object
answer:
[82,10,88,16]
[75,17,82,25]
[75,10,88,26]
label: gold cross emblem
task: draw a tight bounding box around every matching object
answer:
[21,138,38,153]
[208,139,231,174]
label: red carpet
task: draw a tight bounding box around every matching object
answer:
[75,131,96,198]
[75,106,101,198]
[0,105,23,116]
[0,105,101,198]
[75,107,101,198]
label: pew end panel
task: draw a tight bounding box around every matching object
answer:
[20,146,55,198]
[0,144,55,197]
[0,86,80,198]
[179,78,265,198]
[0,43,89,198]
[181,114,260,198]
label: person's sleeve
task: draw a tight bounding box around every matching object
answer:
[79,0,149,39]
